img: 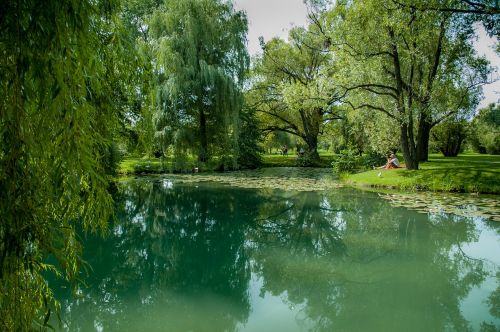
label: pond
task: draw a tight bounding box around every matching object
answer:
[52,168,500,331]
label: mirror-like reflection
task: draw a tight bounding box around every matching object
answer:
[52,177,500,331]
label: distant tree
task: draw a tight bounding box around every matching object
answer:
[262,131,293,154]
[118,0,163,157]
[150,0,249,164]
[248,26,342,164]
[431,118,468,156]
[469,103,500,154]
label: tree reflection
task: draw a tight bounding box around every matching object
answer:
[52,179,498,331]
[56,179,259,332]
[249,189,492,331]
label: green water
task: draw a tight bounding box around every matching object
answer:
[53,171,500,331]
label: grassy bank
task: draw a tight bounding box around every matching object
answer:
[119,151,336,174]
[118,153,500,194]
[119,157,172,174]
[343,153,500,194]
[261,151,335,167]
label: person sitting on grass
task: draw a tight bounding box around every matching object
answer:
[378,153,401,169]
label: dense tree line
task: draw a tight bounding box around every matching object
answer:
[249,0,495,168]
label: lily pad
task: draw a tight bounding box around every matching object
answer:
[379,191,500,222]
[157,167,342,192]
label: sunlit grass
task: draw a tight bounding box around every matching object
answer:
[262,150,335,167]
[343,153,500,194]
[119,157,172,174]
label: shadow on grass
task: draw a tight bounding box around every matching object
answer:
[399,166,500,193]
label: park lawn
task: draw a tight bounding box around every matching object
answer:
[119,155,236,174]
[262,150,336,168]
[261,154,299,167]
[120,150,337,174]
[344,153,500,194]
[119,157,173,174]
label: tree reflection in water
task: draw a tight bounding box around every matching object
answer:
[57,179,259,331]
[53,178,499,331]
[250,190,496,331]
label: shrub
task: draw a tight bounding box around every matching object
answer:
[360,150,386,169]
[332,149,360,174]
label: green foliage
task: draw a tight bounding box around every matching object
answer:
[327,0,488,169]
[237,108,263,169]
[360,150,387,169]
[262,131,293,154]
[248,23,340,162]
[331,149,360,174]
[150,0,249,164]
[0,0,135,328]
[296,152,321,167]
[332,149,391,174]
[431,118,468,157]
[469,103,500,155]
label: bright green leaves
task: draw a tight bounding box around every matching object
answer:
[249,25,337,163]
[326,0,490,168]
[150,0,249,165]
[0,0,134,329]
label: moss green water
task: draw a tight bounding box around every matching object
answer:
[52,169,499,331]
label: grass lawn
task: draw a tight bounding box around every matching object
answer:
[119,157,173,174]
[262,150,335,168]
[343,153,500,194]
[120,151,337,174]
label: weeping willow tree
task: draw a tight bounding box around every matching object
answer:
[0,0,136,329]
[149,0,249,165]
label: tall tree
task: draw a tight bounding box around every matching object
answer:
[327,0,489,169]
[150,0,249,164]
[248,26,341,163]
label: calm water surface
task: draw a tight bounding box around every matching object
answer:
[53,171,500,331]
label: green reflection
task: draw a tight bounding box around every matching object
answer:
[250,190,497,331]
[56,180,258,331]
[52,177,499,331]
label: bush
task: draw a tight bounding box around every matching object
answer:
[360,150,386,169]
[332,149,360,174]
[295,153,315,167]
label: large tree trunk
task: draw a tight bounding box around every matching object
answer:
[199,109,208,162]
[437,130,465,157]
[304,134,320,161]
[400,123,419,170]
[416,114,432,162]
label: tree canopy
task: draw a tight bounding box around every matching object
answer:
[150,0,249,165]
[0,0,498,327]
[324,0,489,169]
[248,25,341,163]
